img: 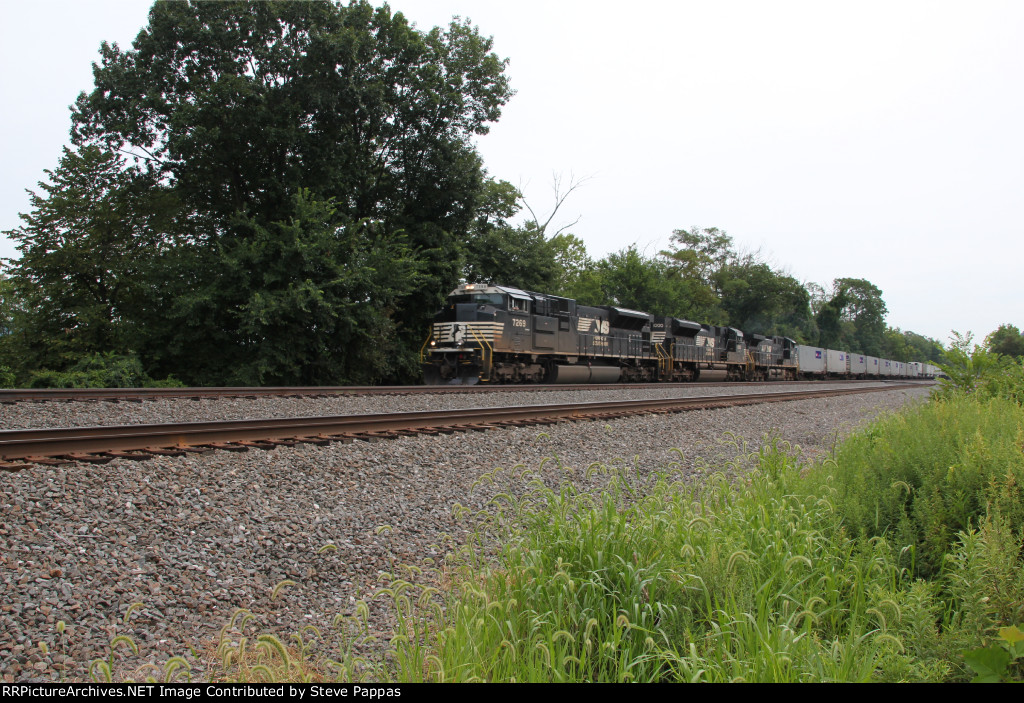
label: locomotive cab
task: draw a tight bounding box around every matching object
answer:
[423,283,532,384]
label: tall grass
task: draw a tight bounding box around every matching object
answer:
[380,396,1024,682]
[809,397,1024,577]
[72,364,1023,682]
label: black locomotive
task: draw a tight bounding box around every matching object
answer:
[421,283,799,384]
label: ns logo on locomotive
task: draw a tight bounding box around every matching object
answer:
[421,284,939,385]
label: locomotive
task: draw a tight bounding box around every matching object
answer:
[420,283,813,384]
[421,283,940,385]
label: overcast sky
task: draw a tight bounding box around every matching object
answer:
[2,1,1021,344]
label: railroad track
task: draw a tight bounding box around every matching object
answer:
[0,384,925,469]
[0,379,925,403]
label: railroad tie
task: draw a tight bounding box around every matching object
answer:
[100,450,155,461]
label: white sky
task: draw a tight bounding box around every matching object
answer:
[2,0,1022,344]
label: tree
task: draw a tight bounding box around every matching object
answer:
[815,286,848,349]
[463,179,561,292]
[548,232,592,298]
[519,173,589,238]
[882,328,945,363]
[815,277,887,354]
[987,324,1024,359]
[659,227,734,323]
[70,0,513,383]
[230,191,424,384]
[715,259,813,340]
[661,227,734,287]
[462,176,597,296]
[0,274,17,386]
[2,146,179,376]
[0,273,14,337]
[581,246,695,318]
[836,278,887,355]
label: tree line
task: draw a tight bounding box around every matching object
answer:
[0,0,986,388]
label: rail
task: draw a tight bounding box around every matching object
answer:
[0,379,932,403]
[0,384,927,467]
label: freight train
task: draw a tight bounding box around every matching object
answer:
[420,283,938,385]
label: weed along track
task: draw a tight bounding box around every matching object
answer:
[0,384,930,681]
[0,384,925,468]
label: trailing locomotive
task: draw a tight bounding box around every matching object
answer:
[421,283,809,384]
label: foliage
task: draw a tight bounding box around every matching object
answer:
[1,146,180,378]
[977,357,1024,405]
[571,245,713,322]
[661,226,734,286]
[61,0,512,384]
[0,272,14,336]
[714,258,814,339]
[964,626,1024,683]
[987,324,1024,359]
[0,274,17,384]
[27,352,183,388]
[882,327,945,364]
[380,425,1020,682]
[658,227,815,338]
[547,233,593,296]
[933,331,1011,399]
[461,176,598,297]
[815,278,887,354]
[659,227,732,324]
[462,179,562,292]
[807,394,1024,577]
[72,1,511,226]
[225,191,425,385]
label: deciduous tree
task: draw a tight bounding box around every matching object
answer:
[69,0,512,383]
[2,146,179,376]
[463,179,561,292]
[987,324,1024,359]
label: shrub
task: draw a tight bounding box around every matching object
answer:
[934,331,1024,404]
[27,352,183,388]
[814,397,1024,577]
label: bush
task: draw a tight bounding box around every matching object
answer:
[934,331,1024,404]
[813,397,1024,577]
[27,352,183,388]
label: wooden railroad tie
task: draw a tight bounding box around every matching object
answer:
[100,450,155,461]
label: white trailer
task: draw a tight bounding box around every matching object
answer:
[797,345,826,377]
[851,354,867,377]
[826,349,851,377]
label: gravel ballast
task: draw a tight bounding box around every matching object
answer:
[1,381,902,430]
[0,385,930,681]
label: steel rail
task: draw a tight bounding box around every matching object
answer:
[0,379,925,403]
[0,384,923,464]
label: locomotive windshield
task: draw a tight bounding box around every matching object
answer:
[450,293,506,306]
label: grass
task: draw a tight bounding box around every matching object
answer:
[378,397,1024,682]
[51,389,1024,683]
